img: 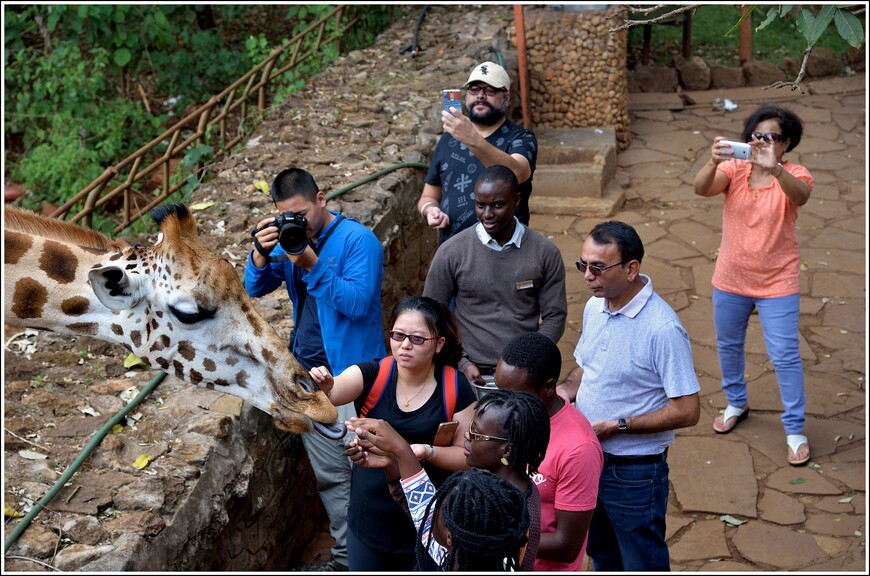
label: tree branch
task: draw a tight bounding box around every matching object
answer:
[609,4,700,33]
[764,46,811,93]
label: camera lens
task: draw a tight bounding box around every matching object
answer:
[277,213,308,255]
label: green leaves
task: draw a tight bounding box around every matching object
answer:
[113,48,132,67]
[796,5,838,48]
[834,8,865,48]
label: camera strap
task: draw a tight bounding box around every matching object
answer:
[290,214,347,347]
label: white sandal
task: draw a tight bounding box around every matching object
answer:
[713,404,749,434]
[786,434,810,466]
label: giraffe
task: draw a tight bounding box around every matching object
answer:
[3,204,344,438]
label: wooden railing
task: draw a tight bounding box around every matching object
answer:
[50,6,360,233]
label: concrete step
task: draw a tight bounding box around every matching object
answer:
[530,171,627,218]
[533,127,617,200]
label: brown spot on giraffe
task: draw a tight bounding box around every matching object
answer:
[236,371,249,388]
[130,330,142,348]
[4,229,32,264]
[60,296,90,316]
[173,360,185,379]
[112,324,124,336]
[202,358,216,372]
[40,240,78,284]
[150,334,171,352]
[177,341,195,361]
[67,322,98,335]
[12,278,48,319]
[262,348,277,366]
[189,369,203,384]
[155,357,169,369]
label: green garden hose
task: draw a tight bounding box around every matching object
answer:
[3,370,167,555]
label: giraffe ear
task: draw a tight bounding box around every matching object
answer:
[89,265,143,311]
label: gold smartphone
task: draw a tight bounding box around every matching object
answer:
[432,421,459,446]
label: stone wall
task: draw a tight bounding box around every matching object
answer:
[518,5,631,151]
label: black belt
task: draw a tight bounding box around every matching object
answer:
[603,448,668,465]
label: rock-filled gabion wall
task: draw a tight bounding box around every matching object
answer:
[516,5,631,151]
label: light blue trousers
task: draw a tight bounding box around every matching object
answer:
[713,288,805,434]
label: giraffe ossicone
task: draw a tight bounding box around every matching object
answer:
[3,204,344,439]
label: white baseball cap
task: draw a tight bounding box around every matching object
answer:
[464,61,511,91]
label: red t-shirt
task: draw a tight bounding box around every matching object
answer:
[531,394,603,571]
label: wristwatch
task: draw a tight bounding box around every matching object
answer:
[617,418,628,433]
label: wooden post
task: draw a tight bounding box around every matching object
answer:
[739,6,752,64]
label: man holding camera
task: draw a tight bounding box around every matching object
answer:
[244,167,386,571]
[418,60,538,244]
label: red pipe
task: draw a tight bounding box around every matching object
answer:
[513,4,531,129]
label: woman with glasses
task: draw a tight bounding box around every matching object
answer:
[693,105,814,466]
[308,295,477,571]
[346,388,550,571]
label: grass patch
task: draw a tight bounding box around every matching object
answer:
[628,5,853,68]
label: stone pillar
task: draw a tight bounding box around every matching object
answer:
[515,5,631,151]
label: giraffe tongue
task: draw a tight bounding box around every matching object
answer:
[312,420,347,440]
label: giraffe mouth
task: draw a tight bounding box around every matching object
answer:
[311,420,347,439]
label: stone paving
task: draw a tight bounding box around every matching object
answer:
[530,74,867,572]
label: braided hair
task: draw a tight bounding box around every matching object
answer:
[417,468,530,571]
[475,388,550,475]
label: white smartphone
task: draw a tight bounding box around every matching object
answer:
[722,140,751,160]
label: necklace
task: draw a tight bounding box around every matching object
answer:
[399,380,429,408]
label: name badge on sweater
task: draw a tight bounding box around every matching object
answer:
[515,280,535,291]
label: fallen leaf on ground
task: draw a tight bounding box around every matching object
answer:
[132,454,152,470]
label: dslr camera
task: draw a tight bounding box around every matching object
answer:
[253,211,309,255]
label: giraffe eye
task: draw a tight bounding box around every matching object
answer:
[168,304,216,325]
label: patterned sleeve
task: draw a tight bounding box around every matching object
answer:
[401,469,446,566]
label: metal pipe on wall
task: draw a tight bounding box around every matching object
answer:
[513,4,531,129]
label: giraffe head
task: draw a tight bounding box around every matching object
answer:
[4,205,342,437]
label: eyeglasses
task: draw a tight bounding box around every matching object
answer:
[388,331,437,346]
[576,259,626,277]
[468,422,509,443]
[750,131,784,144]
[466,85,507,97]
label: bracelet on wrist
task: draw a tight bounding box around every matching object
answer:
[421,444,435,463]
[420,201,434,218]
[775,162,784,178]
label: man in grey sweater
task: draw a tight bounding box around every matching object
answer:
[423,164,567,387]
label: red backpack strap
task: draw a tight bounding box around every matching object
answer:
[360,356,394,418]
[441,365,458,421]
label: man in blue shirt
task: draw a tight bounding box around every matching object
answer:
[245,167,386,571]
[558,220,700,572]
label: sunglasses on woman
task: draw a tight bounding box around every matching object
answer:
[388,331,437,346]
[749,131,783,144]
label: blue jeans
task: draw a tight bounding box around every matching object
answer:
[713,288,805,434]
[587,459,670,571]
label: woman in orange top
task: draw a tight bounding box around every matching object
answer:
[693,104,813,467]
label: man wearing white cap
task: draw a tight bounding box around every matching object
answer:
[417,61,537,244]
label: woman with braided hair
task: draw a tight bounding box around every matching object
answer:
[347,387,549,570]
[418,468,530,571]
